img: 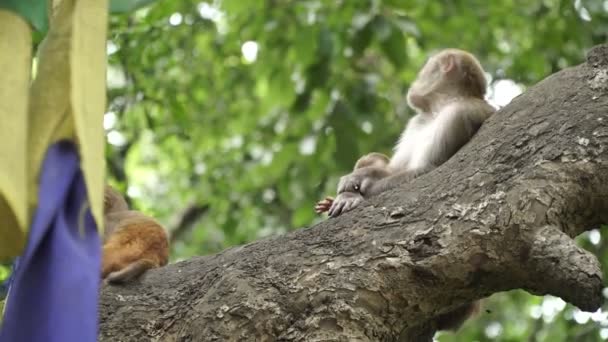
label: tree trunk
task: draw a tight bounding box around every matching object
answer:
[99,44,608,342]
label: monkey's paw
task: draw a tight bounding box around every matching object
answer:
[328,192,364,218]
[315,196,334,214]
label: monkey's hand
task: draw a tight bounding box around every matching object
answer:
[337,170,378,195]
[328,192,364,218]
[315,196,334,214]
[338,173,361,194]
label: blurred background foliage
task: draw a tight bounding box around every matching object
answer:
[3,0,607,340]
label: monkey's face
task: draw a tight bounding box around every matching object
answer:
[406,54,450,111]
[418,56,444,84]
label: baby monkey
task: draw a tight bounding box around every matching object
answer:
[317,48,495,217]
[315,152,390,215]
[102,185,169,284]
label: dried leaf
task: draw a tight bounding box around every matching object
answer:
[71,0,107,231]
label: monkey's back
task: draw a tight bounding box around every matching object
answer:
[102,213,169,279]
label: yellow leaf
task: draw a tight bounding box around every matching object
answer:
[0,10,31,258]
[70,0,108,231]
[27,0,75,216]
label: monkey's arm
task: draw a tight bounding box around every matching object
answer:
[326,167,390,217]
[316,158,391,215]
[366,166,431,196]
[328,165,415,217]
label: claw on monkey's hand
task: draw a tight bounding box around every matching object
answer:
[315,196,334,214]
[328,192,364,218]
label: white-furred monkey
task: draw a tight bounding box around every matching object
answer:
[318,48,495,217]
[315,48,495,336]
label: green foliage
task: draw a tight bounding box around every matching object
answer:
[0,0,48,33]
[105,0,608,340]
[0,262,11,304]
[109,0,158,14]
[0,264,8,282]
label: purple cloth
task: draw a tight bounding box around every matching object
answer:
[0,141,101,342]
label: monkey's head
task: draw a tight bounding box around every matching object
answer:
[407,48,487,112]
[104,185,129,214]
[354,152,390,170]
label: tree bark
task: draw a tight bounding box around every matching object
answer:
[99,44,608,342]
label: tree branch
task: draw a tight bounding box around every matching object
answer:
[99,44,608,342]
[167,202,209,242]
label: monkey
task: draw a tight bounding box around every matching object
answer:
[315,152,390,214]
[320,48,495,218]
[101,185,169,284]
[315,49,495,336]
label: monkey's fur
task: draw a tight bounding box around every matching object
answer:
[102,186,169,284]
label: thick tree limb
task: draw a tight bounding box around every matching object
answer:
[99,45,608,341]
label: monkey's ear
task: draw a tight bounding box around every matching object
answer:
[440,54,456,74]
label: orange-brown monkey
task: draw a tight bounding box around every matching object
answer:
[102,186,169,284]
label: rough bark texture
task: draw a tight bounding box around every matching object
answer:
[99,45,608,342]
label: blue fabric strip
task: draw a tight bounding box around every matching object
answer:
[0,141,101,342]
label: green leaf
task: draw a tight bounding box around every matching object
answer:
[329,101,360,169]
[318,27,334,58]
[307,60,330,89]
[109,0,157,13]
[378,18,407,69]
[393,16,420,37]
[0,0,48,33]
[270,143,298,178]
[294,27,318,65]
[351,16,374,56]
[371,15,392,41]
[220,0,262,17]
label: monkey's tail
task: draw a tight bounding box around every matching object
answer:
[105,259,157,284]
